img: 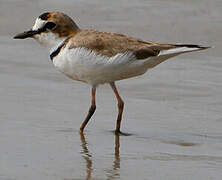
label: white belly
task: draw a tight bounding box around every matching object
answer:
[52,42,202,85]
[53,47,148,85]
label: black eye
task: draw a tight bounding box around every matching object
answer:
[44,22,57,30]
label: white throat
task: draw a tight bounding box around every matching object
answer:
[34,32,66,53]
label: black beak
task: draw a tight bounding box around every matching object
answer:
[13,30,40,39]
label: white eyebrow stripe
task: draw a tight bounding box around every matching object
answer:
[32,18,46,30]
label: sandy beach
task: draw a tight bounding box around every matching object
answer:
[1,0,222,179]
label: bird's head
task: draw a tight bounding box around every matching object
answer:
[14,12,79,50]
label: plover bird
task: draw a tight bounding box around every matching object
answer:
[14,12,210,134]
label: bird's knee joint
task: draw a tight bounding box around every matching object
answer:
[118,101,124,109]
[89,105,96,113]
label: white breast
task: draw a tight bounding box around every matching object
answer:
[53,44,149,85]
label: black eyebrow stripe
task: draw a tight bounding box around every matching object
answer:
[50,37,70,61]
[39,12,50,20]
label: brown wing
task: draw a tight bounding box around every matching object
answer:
[68,29,203,60]
[69,30,162,59]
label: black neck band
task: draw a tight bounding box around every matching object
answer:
[50,37,70,61]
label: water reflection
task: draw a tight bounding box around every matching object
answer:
[80,132,93,180]
[106,134,121,179]
[79,132,121,180]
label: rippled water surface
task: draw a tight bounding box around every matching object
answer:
[1,0,222,179]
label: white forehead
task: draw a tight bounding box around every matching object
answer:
[32,18,46,30]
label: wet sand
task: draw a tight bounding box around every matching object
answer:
[1,0,222,179]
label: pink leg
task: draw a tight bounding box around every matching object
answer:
[110,82,124,134]
[80,86,96,132]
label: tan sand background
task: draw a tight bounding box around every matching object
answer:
[0,0,222,179]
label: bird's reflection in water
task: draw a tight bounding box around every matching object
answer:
[106,134,120,179]
[79,132,121,180]
[80,132,93,180]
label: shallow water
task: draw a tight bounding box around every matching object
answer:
[1,0,222,179]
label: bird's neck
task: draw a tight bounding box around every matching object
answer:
[34,32,68,53]
[49,37,68,54]
[50,37,71,61]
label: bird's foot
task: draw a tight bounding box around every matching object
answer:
[115,130,132,136]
